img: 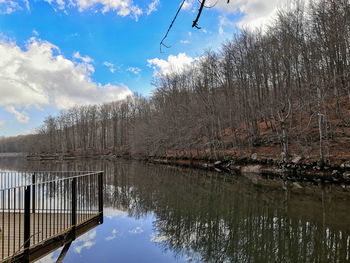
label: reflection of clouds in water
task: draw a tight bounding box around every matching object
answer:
[104,207,128,219]
[36,251,58,263]
[150,232,169,243]
[36,247,62,263]
[105,229,118,241]
[129,226,144,234]
[74,230,96,254]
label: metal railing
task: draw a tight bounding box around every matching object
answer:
[0,171,103,262]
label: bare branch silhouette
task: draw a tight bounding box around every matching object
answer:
[160,0,187,53]
[160,0,231,52]
[192,0,206,29]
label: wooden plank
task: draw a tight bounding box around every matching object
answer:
[0,212,100,262]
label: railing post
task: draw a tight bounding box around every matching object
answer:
[98,172,103,224]
[71,177,77,229]
[32,172,36,213]
[24,185,31,263]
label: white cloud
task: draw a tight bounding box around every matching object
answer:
[105,229,118,240]
[180,40,190,44]
[32,29,39,36]
[150,232,169,243]
[126,66,141,75]
[179,0,294,30]
[23,129,35,135]
[74,0,142,21]
[129,226,143,234]
[214,0,293,29]
[0,0,21,14]
[129,4,142,21]
[104,61,116,73]
[0,120,5,126]
[74,230,96,254]
[56,0,65,9]
[146,0,159,15]
[104,208,128,218]
[147,53,197,76]
[0,0,30,13]
[218,15,236,35]
[24,0,29,10]
[5,106,30,123]
[182,0,195,10]
[39,0,143,20]
[0,37,132,123]
[36,251,59,263]
[73,51,95,73]
[73,51,93,63]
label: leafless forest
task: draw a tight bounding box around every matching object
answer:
[1,0,350,164]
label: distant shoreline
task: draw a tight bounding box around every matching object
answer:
[0,152,26,157]
[26,153,350,185]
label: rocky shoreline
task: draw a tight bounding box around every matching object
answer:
[25,152,350,185]
[148,157,350,185]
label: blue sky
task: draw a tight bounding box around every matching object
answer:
[0,0,288,136]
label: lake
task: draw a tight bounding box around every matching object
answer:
[0,157,349,263]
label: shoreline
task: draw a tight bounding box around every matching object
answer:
[25,153,350,185]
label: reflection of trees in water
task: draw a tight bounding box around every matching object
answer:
[1,158,350,262]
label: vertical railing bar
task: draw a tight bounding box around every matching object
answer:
[49,181,52,237]
[60,180,62,234]
[42,182,44,241]
[84,175,86,219]
[95,173,98,213]
[78,178,80,224]
[56,175,58,233]
[89,174,91,217]
[36,184,38,244]
[83,176,85,221]
[53,181,56,236]
[13,188,16,255]
[72,177,77,239]
[2,190,4,259]
[19,187,21,253]
[86,175,88,220]
[45,182,48,240]
[7,188,10,257]
[80,178,82,223]
[24,185,30,263]
[63,179,66,230]
[90,174,92,216]
[32,173,35,214]
[91,174,93,216]
[98,172,103,224]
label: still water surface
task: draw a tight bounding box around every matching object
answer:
[0,157,350,263]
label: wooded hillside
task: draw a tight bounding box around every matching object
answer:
[1,0,350,165]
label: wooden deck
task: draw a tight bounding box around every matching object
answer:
[0,171,104,262]
[0,211,101,262]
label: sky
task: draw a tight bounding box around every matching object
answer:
[0,0,292,137]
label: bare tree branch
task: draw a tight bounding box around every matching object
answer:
[160,0,187,53]
[161,0,230,52]
[192,0,206,29]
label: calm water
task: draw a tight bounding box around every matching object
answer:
[0,157,350,263]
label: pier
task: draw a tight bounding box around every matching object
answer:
[0,171,103,262]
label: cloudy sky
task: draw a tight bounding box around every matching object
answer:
[0,0,290,136]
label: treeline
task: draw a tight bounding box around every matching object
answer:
[1,0,350,163]
[0,135,37,153]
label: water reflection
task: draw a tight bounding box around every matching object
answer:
[1,157,350,262]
